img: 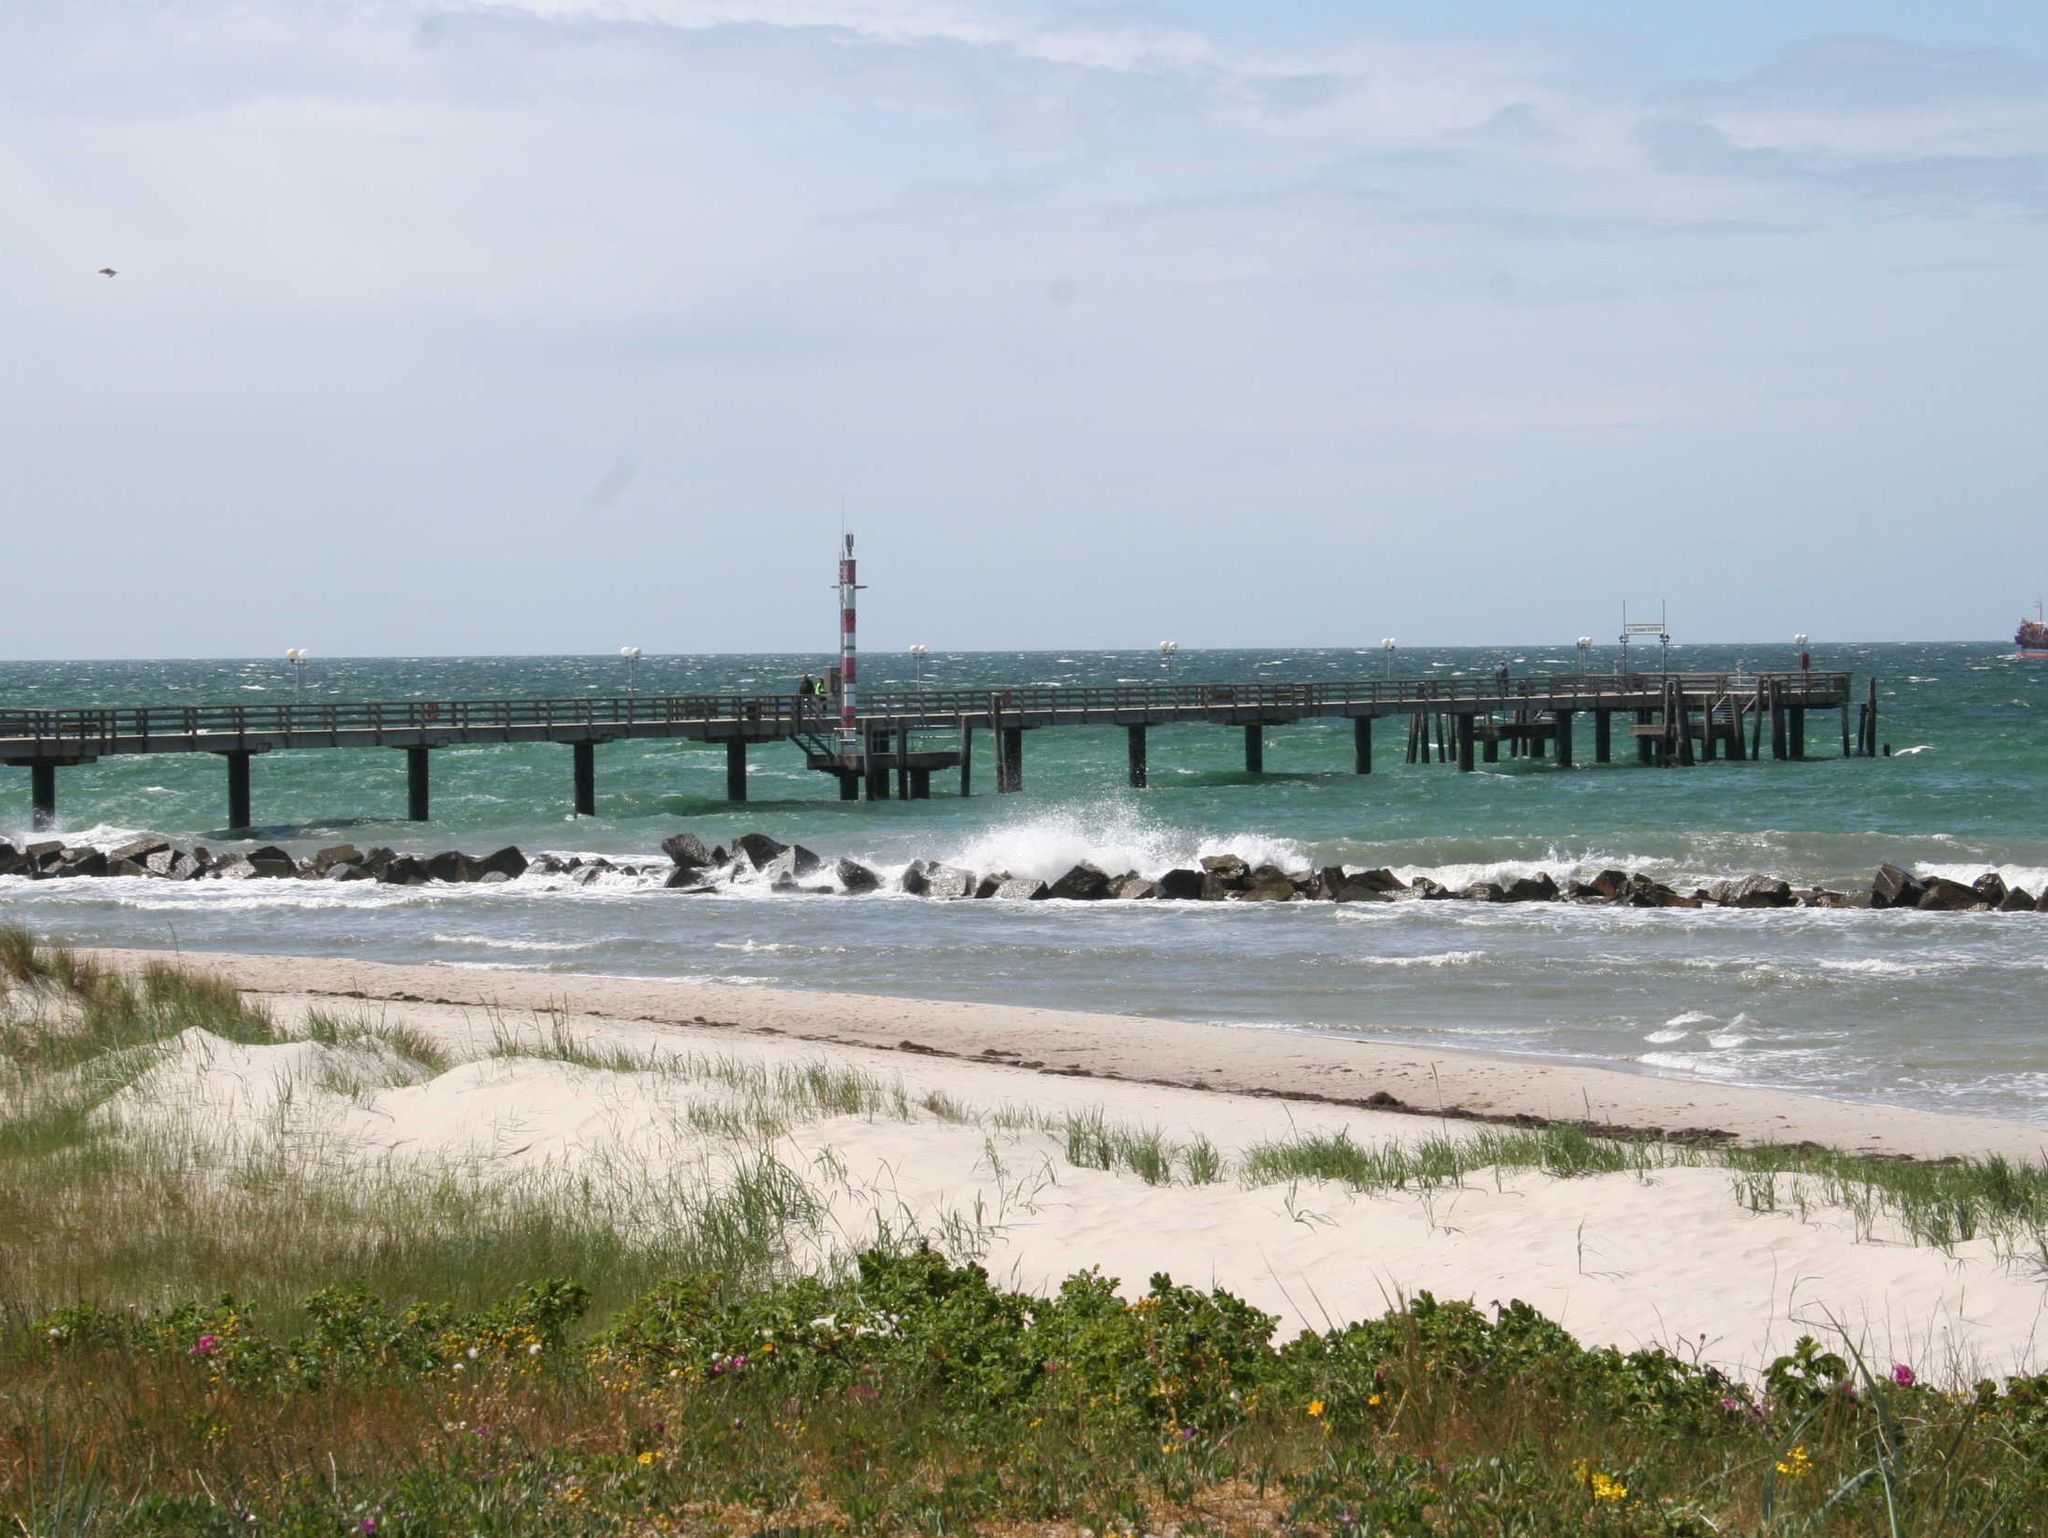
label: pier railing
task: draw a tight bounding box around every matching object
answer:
[0,671,1854,757]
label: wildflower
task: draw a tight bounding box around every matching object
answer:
[1776,1445,1812,1479]
[1590,1473,1628,1503]
[360,1521,379,1535]
[1306,1400,1325,1418]
[527,1343,543,1356]
[466,1346,480,1360]
[1719,1396,1742,1413]
[1367,1393,1383,1408]
[637,1450,661,1466]
[1892,1363,1916,1387]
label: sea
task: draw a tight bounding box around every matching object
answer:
[4,643,2046,1123]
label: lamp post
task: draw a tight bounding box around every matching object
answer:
[910,643,929,686]
[1159,640,1178,682]
[1380,637,1397,681]
[619,646,642,697]
[1577,635,1593,674]
[284,647,309,703]
[1794,632,1810,671]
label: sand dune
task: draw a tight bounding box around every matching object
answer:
[77,948,2048,1386]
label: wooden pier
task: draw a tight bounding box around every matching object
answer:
[1,669,1869,831]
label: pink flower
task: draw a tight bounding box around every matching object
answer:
[1893,1364,1916,1387]
[190,1334,221,1358]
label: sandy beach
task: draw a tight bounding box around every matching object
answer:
[69,947,2048,1386]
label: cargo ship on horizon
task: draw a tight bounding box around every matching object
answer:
[2018,602,2048,657]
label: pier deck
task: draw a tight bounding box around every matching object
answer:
[1,669,1870,830]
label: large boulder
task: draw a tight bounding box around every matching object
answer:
[474,846,530,881]
[661,832,715,870]
[1584,869,1630,902]
[25,841,64,874]
[836,858,880,894]
[379,855,430,886]
[1197,854,1250,889]
[107,836,170,864]
[730,833,789,872]
[1237,871,1299,901]
[1462,881,1507,903]
[246,845,298,878]
[424,850,476,883]
[1503,873,1560,903]
[326,862,375,882]
[211,854,258,880]
[662,867,718,892]
[1110,873,1159,900]
[898,860,931,896]
[1046,862,1113,901]
[1916,877,1980,912]
[55,847,108,878]
[1871,864,1923,910]
[0,842,25,877]
[922,864,976,900]
[1410,876,1454,900]
[990,878,1048,900]
[1999,886,2035,912]
[1156,869,1206,901]
[1724,875,1794,909]
[310,844,363,874]
[1973,873,2010,907]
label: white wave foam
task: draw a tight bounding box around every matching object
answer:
[1666,1009,1715,1027]
[935,807,1305,885]
[1643,1028,1689,1044]
[1347,949,1486,969]
[425,934,604,952]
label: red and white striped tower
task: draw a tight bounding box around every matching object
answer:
[837,533,860,754]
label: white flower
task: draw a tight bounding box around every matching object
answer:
[527,1343,543,1356]
[466,1346,480,1360]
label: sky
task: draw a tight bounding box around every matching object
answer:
[5,1,2048,656]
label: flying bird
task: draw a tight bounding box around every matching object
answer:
[97,267,117,277]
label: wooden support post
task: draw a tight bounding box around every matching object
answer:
[910,768,931,799]
[1675,696,1695,767]
[1840,704,1851,759]
[30,762,57,831]
[1769,683,1787,761]
[1637,709,1654,765]
[1702,703,1718,763]
[225,750,253,830]
[959,724,973,796]
[1456,714,1474,772]
[1728,701,1747,762]
[406,746,431,821]
[1128,724,1148,788]
[566,740,593,816]
[1866,678,1879,755]
[1555,711,1574,767]
[895,727,911,800]
[1594,709,1611,764]
[1352,716,1372,774]
[1244,724,1264,774]
[867,731,890,799]
[1752,683,1766,760]
[1790,706,1806,760]
[838,771,859,801]
[1000,727,1024,793]
[1405,714,1417,764]
[1482,729,1499,763]
[726,739,748,803]
[1530,715,1547,760]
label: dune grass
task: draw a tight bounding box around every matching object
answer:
[7,926,2048,1532]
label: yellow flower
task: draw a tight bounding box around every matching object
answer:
[1776,1445,1812,1479]
[1306,1400,1325,1418]
[761,1341,775,1354]
[1590,1473,1628,1503]
[637,1450,661,1466]
[1367,1393,1383,1407]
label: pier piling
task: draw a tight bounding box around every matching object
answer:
[1456,714,1474,772]
[406,746,431,822]
[1352,717,1372,774]
[726,740,748,803]
[1555,711,1575,768]
[573,741,596,816]
[1594,709,1611,764]
[1127,725,1148,788]
[999,728,1023,793]
[224,750,253,831]
[959,724,973,796]
[30,762,57,831]
[1244,725,1264,775]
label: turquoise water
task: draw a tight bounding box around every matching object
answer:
[5,643,2047,1121]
